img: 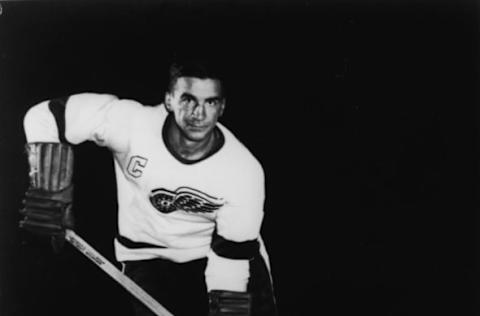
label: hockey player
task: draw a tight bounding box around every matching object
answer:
[19,59,277,316]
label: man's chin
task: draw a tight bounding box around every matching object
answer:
[184,129,209,142]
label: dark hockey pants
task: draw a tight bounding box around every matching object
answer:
[123,253,277,316]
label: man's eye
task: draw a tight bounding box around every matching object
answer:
[205,100,219,107]
[181,97,196,105]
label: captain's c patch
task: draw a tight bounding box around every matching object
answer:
[149,187,224,214]
[127,155,148,178]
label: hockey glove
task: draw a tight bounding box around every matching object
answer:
[20,185,74,235]
[19,142,75,250]
[208,290,251,316]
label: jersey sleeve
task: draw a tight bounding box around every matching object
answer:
[205,158,265,292]
[24,93,142,152]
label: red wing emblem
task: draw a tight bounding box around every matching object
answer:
[149,187,224,214]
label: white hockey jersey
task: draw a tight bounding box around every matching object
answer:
[23,93,270,292]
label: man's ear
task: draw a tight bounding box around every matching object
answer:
[219,100,226,117]
[164,93,172,111]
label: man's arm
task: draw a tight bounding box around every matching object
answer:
[205,158,266,316]
[20,93,139,243]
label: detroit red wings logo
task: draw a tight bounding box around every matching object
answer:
[149,187,224,214]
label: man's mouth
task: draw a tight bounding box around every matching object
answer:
[186,123,208,130]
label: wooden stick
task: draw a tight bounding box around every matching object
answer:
[65,229,174,316]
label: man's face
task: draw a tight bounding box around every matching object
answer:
[165,77,225,142]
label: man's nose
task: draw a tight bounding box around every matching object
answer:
[192,103,206,120]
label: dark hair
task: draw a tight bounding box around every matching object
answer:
[167,57,226,97]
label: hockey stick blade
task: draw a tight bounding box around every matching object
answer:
[65,229,174,316]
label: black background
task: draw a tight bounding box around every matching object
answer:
[0,0,477,315]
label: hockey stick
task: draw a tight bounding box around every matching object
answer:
[64,229,174,316]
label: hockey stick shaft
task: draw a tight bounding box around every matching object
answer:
[65,229,174,316]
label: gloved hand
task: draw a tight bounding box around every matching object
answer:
[19,142,75,251]
[20,185,74,235]
[209,290,251,316]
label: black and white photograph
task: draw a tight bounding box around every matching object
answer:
[0,0,477,315]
